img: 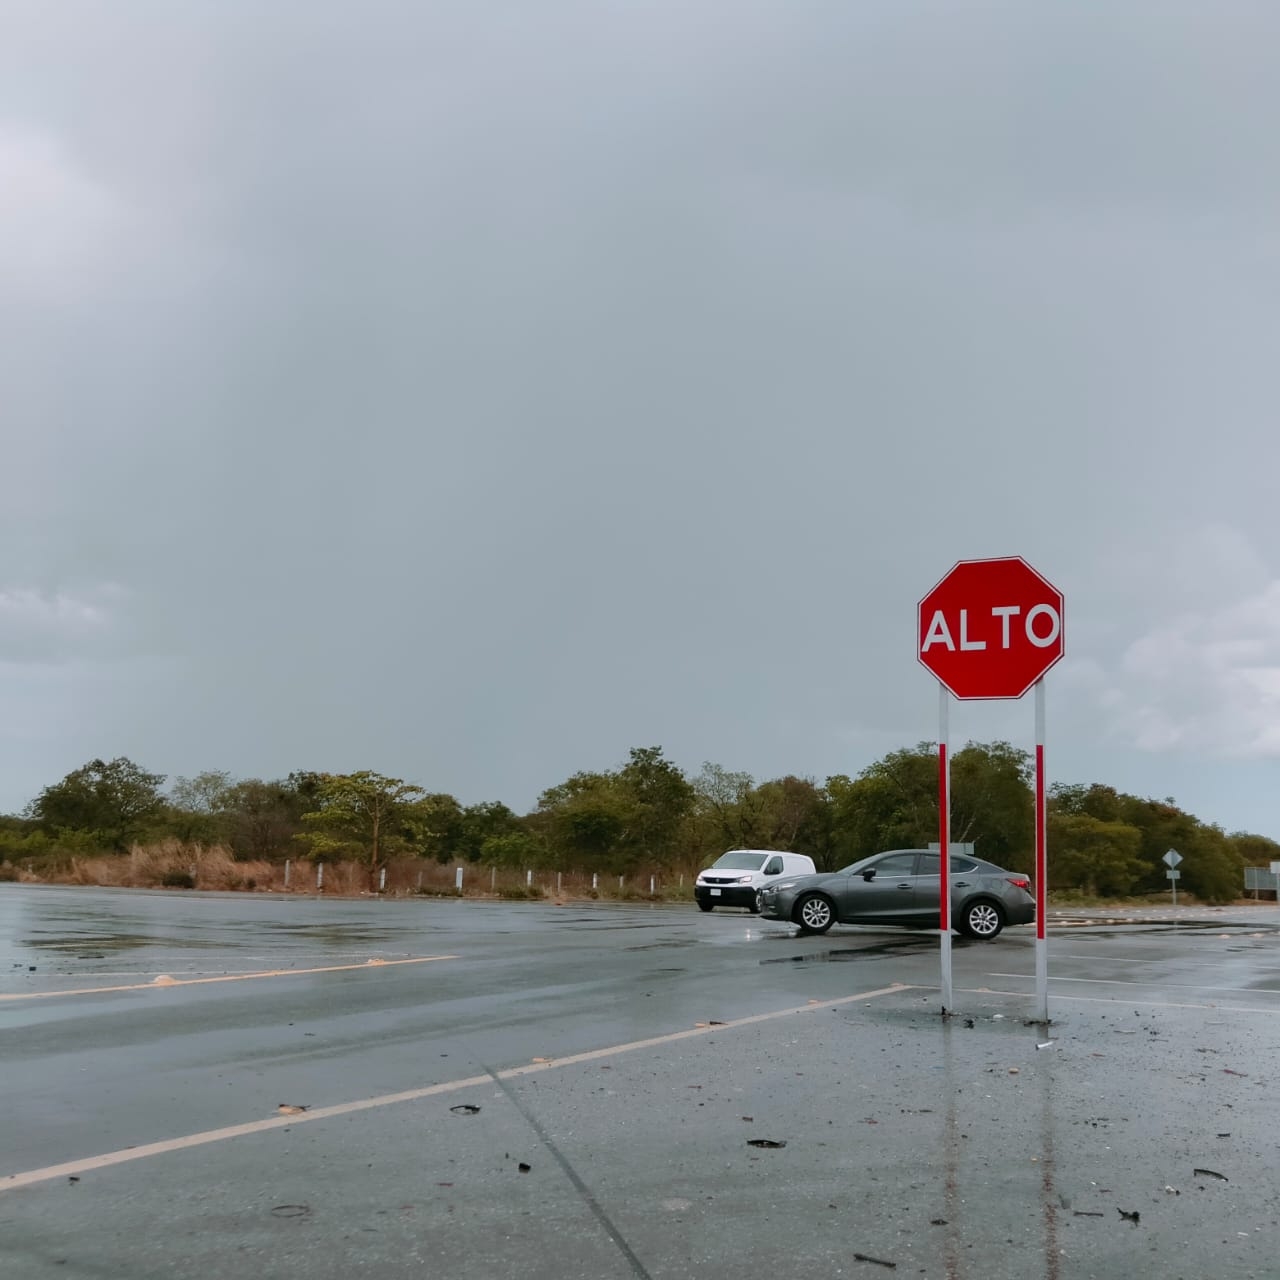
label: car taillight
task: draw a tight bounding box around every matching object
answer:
[1006,877,1030,891]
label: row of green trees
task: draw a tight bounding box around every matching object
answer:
[1,745,1274,903]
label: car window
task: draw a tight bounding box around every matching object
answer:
[869,853,917,876]
[763,856,784,875]
[711,852,769,870]
[917,854,979,876]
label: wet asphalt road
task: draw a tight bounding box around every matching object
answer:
[3,885,1280,1279]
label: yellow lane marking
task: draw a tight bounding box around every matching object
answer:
[0,955,460,1001]
[0,982,911,1192]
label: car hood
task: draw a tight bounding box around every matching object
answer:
[768,872,840,892]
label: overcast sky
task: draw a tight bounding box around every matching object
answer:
[3,2,1280,840]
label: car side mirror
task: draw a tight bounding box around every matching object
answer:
[765,867,780,875]
[862,869,876,881]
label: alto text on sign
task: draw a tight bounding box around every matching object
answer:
[917,557,1065,700]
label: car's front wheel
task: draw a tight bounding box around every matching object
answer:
[794,894,835,935]
[960,899,1004,940]
[750,891,763,915]
[697,900,714,913]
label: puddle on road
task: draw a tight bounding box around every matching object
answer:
[271,924,402,944]
[26,932,229,953]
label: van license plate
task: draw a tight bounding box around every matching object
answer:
[710,888,721,896]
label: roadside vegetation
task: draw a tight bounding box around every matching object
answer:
[0,745,1274,905]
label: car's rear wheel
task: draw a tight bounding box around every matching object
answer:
[960,899,1004,940]
[697,900,714,913]
[795,894,835,935]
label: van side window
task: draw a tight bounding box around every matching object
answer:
[764,857,784,875]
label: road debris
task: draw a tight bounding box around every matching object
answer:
[747,1139,786,1149]
[1117,1208,1140,1226]
[1073,1211,1104,1218]
[277,1104,309,1116]
[271,1205,311,1219]
[1222,1069,1248,1077]
[1193,1168,1228,1181]
[1036,1041,1055,1050]
[853,1252,897,1269]
[449,1104,481,1116]
[517,1162,531,1173]
[741,1116,754,1123]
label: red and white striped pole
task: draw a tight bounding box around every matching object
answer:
[938,683,952,1012]
[1034,678,1048,1023]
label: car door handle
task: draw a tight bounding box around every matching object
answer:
[953,881,971,888]
[896,882,912,889]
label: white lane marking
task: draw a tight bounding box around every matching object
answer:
[987,973,1280,996]
[1052,953,1278,966]
[7,956,422,981]
[0,955,459,1001]
[960,986,1280,1015]
[0,983,910,1192]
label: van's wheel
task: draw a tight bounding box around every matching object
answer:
[960,899,1004,940]
[698,901,714,913]
[749,892,762,914]
[794,894,835,935]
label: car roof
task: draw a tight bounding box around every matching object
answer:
[869,848,1009,872]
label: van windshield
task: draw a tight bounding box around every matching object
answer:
[711,852,770,871]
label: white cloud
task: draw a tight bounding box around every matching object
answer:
[0,124,127,302]
[1099,537,1280,758]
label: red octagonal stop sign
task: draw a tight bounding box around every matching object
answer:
[918,557,1064,699]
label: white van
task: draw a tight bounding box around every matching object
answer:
[694,849,818,914]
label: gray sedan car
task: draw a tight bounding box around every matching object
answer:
[757,848,1035,940]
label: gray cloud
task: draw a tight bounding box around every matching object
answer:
[4,2,1280,835]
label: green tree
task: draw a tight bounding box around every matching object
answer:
[827,741,1033,869]
[456,801,523,862]
[299,772,426,885]
[690,763,758,851]
[745,776,832,862]
[28,757,166,851]
[220,776,317,861]
[534,770,633,870]
[1048,813,1146,896]
[616,746,694,866]
[415,793,465,863]
[480,830,547,869]
[1228,831,1280,869]
[167,770,234,844]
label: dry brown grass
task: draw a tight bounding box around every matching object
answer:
[56,841,275,891]
[25,842,693,900]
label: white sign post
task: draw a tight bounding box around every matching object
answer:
[938,685,952,1011]
[1164,849,1183,908]
[918,557,1064,1025]
[1270,859,1280,905]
